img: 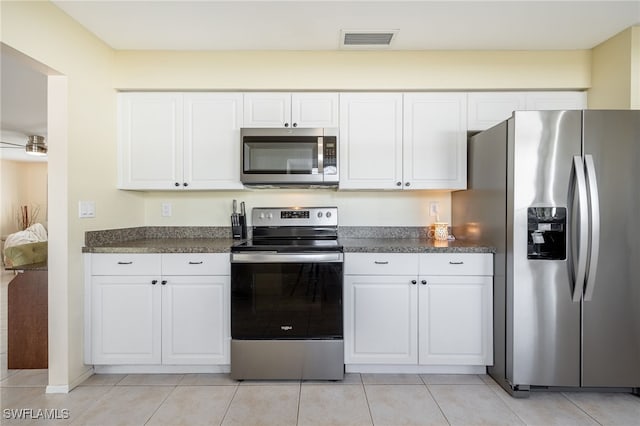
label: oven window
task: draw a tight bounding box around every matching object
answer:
[243,139,318,174]
[231,262,343,339]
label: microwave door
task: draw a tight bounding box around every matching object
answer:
[242,138,324,184]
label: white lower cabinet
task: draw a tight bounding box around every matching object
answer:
[86,253,230,366]
[344,252,493,367]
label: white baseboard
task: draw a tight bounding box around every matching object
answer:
[93,364,230,374]
[345,364,487,375]
[45,367,95,394]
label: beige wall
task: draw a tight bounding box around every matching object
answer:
[1,1,145,390]
[115,50,591,91]
[0,160,48,238]
[589,26,640,109]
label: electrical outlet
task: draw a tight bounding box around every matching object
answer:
[161,203,172,217]
[78,201,96,218]
[429,201,439,217]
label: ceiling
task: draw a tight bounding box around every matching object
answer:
[51,0,640,51]
[0,49,48,162]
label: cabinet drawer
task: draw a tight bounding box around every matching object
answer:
[91,254,161,275]
[162,253,230,275]
[419,253,493,276]
[345,253,419,276]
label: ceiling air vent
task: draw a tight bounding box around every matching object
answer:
[340,30,398,49]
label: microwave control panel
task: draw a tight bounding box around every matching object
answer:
[323,137,337,174]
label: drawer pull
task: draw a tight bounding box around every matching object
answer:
[449,261,464,265]
[151,280,158,285]
[411,280,417,285]
[374,261,389,265]
[117,261,133,265]
[188,261,204,265]
[161,280,167,285]
[421,280,427,285]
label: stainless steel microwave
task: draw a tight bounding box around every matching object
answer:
[240,128,339,187]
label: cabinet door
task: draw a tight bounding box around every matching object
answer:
[291,93,339,128]
[243,93,291,127]
[418,275,493,365]
[403,93,467,190]
[118,93,184,190]
[91,276,161,364]
[184,93,244,189]
[467,92,526,130]
[525,91,587,110]
[344,275,418,364]
[339,93,403,189]
[161,275,230,364]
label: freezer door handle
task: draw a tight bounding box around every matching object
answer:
[570,156,589,302]
[584,154,600,301]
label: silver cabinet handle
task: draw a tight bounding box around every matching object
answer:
[374,261,389,265]
[449,261,464,265]
[117,261,133,265]
[584,154,600,301]
[188,261,203,265]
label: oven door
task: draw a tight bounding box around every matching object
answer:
[231,252,343,340]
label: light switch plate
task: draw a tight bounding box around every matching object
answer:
[161,202,172,217]
[79,201,96,218]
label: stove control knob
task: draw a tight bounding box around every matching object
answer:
[259,213,265,220]
[326,211,332,218]
[267,213,273,219]
[317,212,323,218]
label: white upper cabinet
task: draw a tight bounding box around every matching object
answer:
[118,92,243,190]
[243,92,338,128]
[467,92,527,131]
[524,91,587,110]
[119,93,184,190]
[183,93,243,190]
[340,93,466,190]
[403,93,467,190]
[339,93,404,190]
[468,91,587,131]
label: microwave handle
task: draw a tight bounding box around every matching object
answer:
[318,136,324,173]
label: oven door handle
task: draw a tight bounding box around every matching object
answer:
[231,252,344,263]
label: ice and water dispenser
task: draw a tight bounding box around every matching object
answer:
[527,207,566,260]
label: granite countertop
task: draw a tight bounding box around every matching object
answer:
[82,238,237,254]
[82,226,495,254]
[341,238,495,254]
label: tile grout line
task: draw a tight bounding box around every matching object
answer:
[218,382,240,426]
[481,381,528,425]
[296,380,301,426]
[143,384,177,426]
[559,391,605,426]
[422,381,453,426]
[361,382,376,425]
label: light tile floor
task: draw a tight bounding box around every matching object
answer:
[2,371,640,425]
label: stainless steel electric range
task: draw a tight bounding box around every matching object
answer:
[230,207,344,380]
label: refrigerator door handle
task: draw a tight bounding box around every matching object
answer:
[570,155,589,302]
[583,155,600,301]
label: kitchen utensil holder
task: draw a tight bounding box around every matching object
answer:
[232,214,247,239]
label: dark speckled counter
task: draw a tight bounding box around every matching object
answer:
[82,226,494,254]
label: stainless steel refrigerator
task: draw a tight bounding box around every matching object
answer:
[452,110,640,396]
